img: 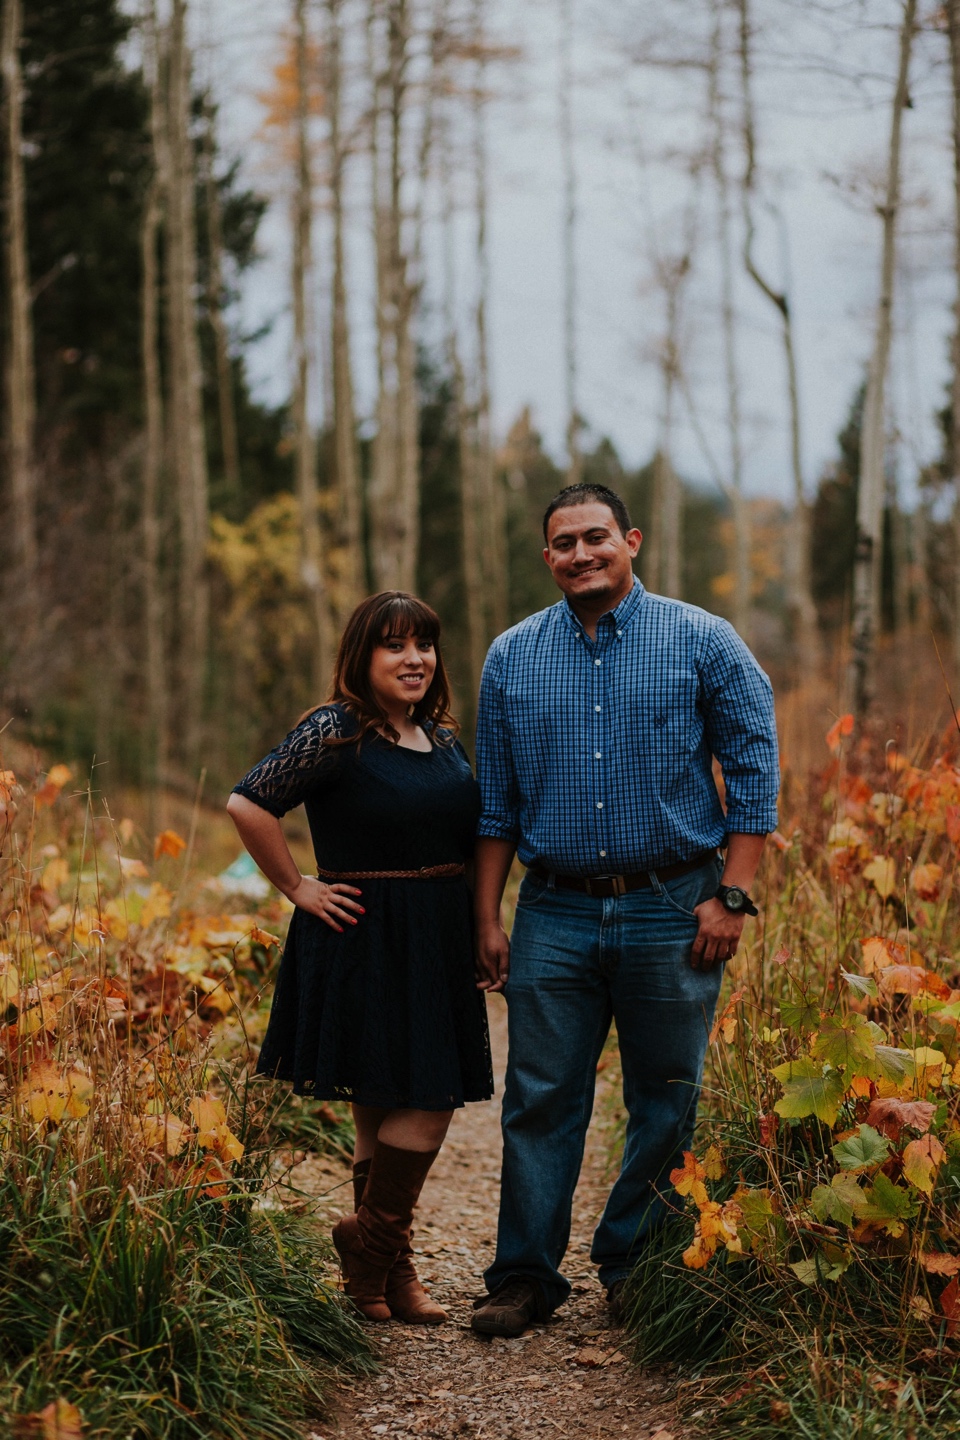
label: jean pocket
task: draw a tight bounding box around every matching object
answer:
[515,875,550,909]
[656,858,722,919]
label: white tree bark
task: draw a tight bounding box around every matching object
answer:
[848,0,916,714]
[2,0,38,624]
[559,0,580,483]
[292,0,330,693]
[142,1,169,797]
[367,0,420,593]
[947,0,960,676]
[736,0,817,677]
[324,0,364,613]
[165,0,210,762]
[201,99,241,503]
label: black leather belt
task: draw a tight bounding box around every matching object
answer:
[526,852,717,899]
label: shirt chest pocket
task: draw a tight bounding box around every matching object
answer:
[624,675,702,758]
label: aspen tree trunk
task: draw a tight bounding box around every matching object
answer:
[472,0,507,637]
[202,100,241,503]
[2,0,38,629]
[947,0,960,676]
[848,0,916,715]
[709,2,750,641]
[367,0,419,593]
[324,0,364,611]
[142,2,169,798]
[165,0,210,763]
[292,0,330,694]
[736,0,816,677]
[141,176,169,799]
[558,0,580,483]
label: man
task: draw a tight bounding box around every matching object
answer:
[470,482,779,1338]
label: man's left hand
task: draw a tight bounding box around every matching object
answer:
[691,898,746,970]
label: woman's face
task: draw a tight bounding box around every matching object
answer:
[368,629,437,717]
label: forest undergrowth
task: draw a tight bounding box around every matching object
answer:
[610,711,960,1438]
[0,748,372,1440]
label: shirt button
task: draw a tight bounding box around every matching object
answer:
[617,630,623,636]
[599,850,607,858]
[594,705,601,712]
[596,801,603,809]
[594,659,602,667]
[595,752,602,759]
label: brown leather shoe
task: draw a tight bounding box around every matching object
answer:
[336,1143,441,1322]
[351,1156,447,1324]
[470,1278,543,1338]
[606,1277,628,1325]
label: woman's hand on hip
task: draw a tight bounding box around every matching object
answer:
[288,876,364,932]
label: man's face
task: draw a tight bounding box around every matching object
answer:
[543,502,642,606]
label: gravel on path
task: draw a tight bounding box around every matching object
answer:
[292,995,686,1440]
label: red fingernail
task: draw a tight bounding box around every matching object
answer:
[336,925,343,933]
[358,908,365,915]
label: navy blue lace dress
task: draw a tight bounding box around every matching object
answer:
[232,704,493,1110]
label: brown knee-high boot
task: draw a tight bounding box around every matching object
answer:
[351,1156,447,1325]
[333,1142,444,1323]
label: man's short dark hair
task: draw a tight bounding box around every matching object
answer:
[542,483,632,541]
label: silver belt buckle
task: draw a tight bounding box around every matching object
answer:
[591,873,626,897]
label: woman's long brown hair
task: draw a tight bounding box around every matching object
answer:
[301,591,459,746]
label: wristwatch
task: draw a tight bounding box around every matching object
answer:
[716,884,759,917]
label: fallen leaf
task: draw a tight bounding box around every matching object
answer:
[941,1275,959,1338]
[569,1345,608,1367]
[920,1253,960,1275]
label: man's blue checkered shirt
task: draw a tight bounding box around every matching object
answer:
[476,577,779,875]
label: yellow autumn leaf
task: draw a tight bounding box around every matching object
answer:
[47,765,73,789]
[139,1111,189,1157]
[249,924,282,949]
[188,1094,245,1162]
[703,1144,726,1180]
[140,884,173,928]
[41,857,70,894]
[903,1135,947,1196]
[102,899,129,940]
[46,904,74,933]
[38,1397,84,1440]
[20,1062,90,1121]
[863,856,897,900]
[0,954,19,1007]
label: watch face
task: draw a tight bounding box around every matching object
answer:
[723,887,747,912]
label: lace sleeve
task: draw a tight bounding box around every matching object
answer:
[231,706,349,817]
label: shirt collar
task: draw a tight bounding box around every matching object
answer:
[561,575,646,636]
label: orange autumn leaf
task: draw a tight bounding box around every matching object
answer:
[21,1398,85,1440]
[709,988,745,1046]
[911,863,944,902]
[941,1275,960,1338]
[183,1154,231,1200]
[35,764,73,809]
[188,1094,244,1162]
[154,829,187,860]
[902,1135,946,1196]
[920,1253,960,1275]
[249,924,282,949]
[826,714,854,754]
[861,937,904,974]
[670,1151,709,1208]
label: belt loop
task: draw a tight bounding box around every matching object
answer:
[546,870,556,891]
[611,875,626,897]
[648,869,664,896]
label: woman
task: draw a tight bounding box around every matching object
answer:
[227,592,492,1326]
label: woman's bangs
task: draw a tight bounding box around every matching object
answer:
[379,596,440,643]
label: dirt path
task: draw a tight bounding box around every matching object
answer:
[296,996,685,1440]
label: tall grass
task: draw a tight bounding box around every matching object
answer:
[0,755,372,1438]
[619,718,960,1437]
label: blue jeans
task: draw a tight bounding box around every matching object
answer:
[483,857,724,1314]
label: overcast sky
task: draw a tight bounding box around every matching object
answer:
[191,0,955,504]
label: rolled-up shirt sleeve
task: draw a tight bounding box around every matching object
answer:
[700,620,780,835]
[476,646,522,842]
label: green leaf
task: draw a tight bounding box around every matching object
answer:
[813,1013,879,1076]
[772,1056,846,1126]
[790,1245,852,1286]
[736,1191,788,1260]
[831,1124,890,1172]
[810,1173,868,1227]
[874,1046,912,1082]
[840,969,879,1000]
[780,994,820,1033]
[860,1172,919,1237]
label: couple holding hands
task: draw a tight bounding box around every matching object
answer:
[227,481,780,1337]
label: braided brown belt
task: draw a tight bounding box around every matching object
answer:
[316,863,465,881]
